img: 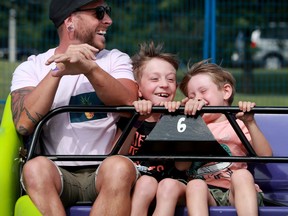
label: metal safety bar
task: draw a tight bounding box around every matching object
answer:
[26,105,288,163]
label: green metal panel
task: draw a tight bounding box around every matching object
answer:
[0,95,23,216]
[14,195,41,216]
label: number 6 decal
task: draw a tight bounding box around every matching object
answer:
[177,117,187,133]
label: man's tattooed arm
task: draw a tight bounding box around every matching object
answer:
[11,88,43,135]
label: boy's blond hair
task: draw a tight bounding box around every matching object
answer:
[179,59,236,105]
[132,41,179,82]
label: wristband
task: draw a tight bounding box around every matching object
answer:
[50,62,59,71]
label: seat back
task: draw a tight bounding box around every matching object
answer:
[252,114,288,205]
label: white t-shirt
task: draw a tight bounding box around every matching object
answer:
[11,48,135,165]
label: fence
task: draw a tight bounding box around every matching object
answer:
[1,0,288,120]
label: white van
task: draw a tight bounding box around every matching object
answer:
[231,22,288,69]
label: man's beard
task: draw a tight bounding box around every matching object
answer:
[74,28,104,50]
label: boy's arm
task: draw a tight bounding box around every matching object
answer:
[237,101,273,156]
[244,120,273,156]
[113,100,151,154]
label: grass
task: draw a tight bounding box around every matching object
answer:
[0,60,20,123]
[233,93,288,106]
[1,60,288,123]
[0,60,19,96]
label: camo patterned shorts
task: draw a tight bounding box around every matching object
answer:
[209,187,264,206]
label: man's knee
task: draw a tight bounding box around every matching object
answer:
[23,156,51,178]
[22,156,60,189]
[98,155,137,184]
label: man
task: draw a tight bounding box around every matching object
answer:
[10,0,139,215]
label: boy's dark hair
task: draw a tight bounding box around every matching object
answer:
[131,41,179,82]
[179,59,236,105]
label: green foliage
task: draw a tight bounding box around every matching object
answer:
[107,0,206,64]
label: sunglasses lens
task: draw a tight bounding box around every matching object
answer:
[96,7,105,20]
[96,6,111,20]
[105,6,111,16]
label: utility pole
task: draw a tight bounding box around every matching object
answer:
[8,2,17,62]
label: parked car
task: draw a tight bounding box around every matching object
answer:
[231,22,288,69]
[0,47,38,61]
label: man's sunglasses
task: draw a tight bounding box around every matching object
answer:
[75,6,111,20]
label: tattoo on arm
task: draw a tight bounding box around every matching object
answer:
[11,88,43,131]
[24,107,43,124]
[11,90,28,125]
